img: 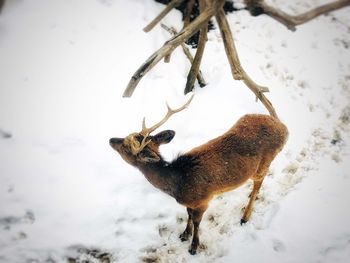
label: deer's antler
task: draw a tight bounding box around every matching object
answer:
[128,94,194,155]
[141,93,194,137]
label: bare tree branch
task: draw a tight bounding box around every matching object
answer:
[215,8,276,118]
[165,0,195,64]
[123,0,350,117]
[161,23,206,87]
[246,0,350,31]
[143,0,183,33]
[185,0,208,94]
[123,0,225,98]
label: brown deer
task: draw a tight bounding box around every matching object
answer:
[109,95,288,254]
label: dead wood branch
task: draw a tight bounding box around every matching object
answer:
[215,9,276,118]
[144,0,183,32]
[161,23,206,87]
[164,53,172,63]
[123,0,350,117]
[162,0,196,64]
[246,0,350,31]
[185,0,208,93]
[123,0,225,98]
[165,0,199,63]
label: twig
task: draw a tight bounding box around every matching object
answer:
[246,0,350,31]
[185,0,208,93]
[166,0,195,64]
[161,23,206,87]
[143,0,183,33]
[123,0,225,98]
[164,53,172,63]
[215,8,277,118]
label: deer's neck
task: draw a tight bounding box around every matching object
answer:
[138,160,179,198]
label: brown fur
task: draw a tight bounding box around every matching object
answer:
[110,114,288,254]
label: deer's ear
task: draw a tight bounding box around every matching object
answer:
[152,130,175,145]
[139,148,161,163]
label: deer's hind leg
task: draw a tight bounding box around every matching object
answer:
[241,160,271,224]
[180,207,193,242]
[241,179,264,224]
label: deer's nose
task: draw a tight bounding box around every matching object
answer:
[109,138,123,146]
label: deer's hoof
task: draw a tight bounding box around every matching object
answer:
[189,247,197,255]
[240,218,247,225]
[189,241,198,255]
[179,232,190,242]
[180,235,189,242]
[180,236,188,242]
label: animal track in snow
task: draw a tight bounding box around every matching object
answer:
[272,238,286,253]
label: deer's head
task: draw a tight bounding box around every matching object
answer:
[109,95,194,165]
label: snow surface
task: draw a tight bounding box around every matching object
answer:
[0,0,350,262]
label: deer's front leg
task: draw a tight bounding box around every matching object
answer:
[180,207,193,241]
[189,205,207,255]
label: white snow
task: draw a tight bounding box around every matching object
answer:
[0,0,349,262]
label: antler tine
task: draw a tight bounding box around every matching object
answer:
[142,117,147,130]
[141,94,194,136]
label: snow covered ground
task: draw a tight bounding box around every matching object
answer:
[0,0,349,262]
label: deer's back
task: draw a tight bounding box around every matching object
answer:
[187,114,287,159]
[172,114,288,207]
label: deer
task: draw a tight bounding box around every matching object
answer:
[109,95,288,255]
